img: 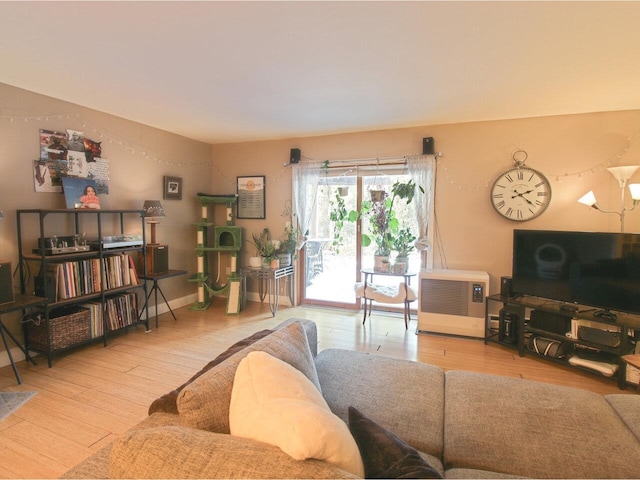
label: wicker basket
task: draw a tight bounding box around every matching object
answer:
[25,307,92,352]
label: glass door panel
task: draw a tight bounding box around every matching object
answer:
[303,175,358,306]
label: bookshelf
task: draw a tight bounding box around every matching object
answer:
[16,209,150,366]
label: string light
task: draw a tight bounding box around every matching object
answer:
[434,128,640,192]
[1,111,212,168]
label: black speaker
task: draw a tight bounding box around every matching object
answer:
[0,261,14,304]
[290,148,301,164]
[422,137,434,155]
[498,307,518,344]
[145,245,169,275]
[500,276,512,298]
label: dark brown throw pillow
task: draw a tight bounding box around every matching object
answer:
[148,329,273,415]
[348,406,443,479]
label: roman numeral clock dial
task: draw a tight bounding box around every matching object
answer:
[490,160,552,222]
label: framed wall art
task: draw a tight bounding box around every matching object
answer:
[237,175,265,219]
[164,176,183,200]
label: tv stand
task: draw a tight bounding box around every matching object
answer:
[559,303,579,313]
[485,294,639,389]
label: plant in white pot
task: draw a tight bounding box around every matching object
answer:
[249,228,278,267]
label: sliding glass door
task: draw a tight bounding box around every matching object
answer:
[302,169,421,310]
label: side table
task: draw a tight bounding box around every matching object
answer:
[240,265,294,316]
[139,269,188,328]
[1,294,47,384]
[359,269,417,329]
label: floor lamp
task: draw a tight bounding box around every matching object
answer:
[577,166,640,232]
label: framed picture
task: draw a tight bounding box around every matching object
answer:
[237,175,266,219]
[164,176,183,200]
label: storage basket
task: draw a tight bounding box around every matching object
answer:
[25,307,91,352]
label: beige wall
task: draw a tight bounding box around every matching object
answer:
[2,80,640,367]
[0,83,212,363]
[212,109,640,297]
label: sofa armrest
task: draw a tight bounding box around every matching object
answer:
[109,426,358,479]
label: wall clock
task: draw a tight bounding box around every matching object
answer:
[490,150,551,222]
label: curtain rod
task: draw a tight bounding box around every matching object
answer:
[301,154,418,168]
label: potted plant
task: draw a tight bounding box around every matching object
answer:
[392,226,416,273]
[249,228,278,267]
[277,225,298,266]
[350,179,423,272]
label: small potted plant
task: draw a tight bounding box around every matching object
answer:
[392,226,416,273]
[249,228,278,267]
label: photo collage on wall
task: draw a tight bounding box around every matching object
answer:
[34,129,110,197]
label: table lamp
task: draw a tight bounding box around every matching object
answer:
[142,200,165,245]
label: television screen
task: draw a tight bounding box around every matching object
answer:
[512,230,640,315]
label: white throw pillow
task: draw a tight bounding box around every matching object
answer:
[229,351,364,478]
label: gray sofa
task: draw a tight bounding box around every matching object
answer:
[63,318,640,479]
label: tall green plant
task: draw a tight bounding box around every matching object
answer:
[349,179,423,257]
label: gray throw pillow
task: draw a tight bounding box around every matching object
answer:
[148,329,273,415]
[177,321,320,433]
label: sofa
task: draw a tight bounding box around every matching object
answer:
[63,318,640,479]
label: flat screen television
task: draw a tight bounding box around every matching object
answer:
[512,229,640,315]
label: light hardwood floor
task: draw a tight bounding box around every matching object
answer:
[0,300,633,478]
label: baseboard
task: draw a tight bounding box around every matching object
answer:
[145,292,198,318]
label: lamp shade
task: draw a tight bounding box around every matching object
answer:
[578,191,598,208]
[142,200,166,218]
[607,166,640,187]
[629,184,640,201]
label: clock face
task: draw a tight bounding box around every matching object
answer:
[490,167,552,221]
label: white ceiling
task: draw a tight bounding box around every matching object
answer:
[1,1,640,145]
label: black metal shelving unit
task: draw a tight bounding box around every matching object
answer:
[16,209,150,366]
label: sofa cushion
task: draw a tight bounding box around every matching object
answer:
[315,348,445,458]
[109,425,359,479]
[445,370,640,479]
[62,412,182,479]
[230,351,364,477]
[177,321,320,433]
[348,406,443,479]
[149,329,273,415]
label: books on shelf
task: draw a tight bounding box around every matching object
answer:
[79,292,139,336]
[36,253,140,302]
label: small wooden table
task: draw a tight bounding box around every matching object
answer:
[139,269,188,328]
[0,294,47,384]
[360,269,417,329]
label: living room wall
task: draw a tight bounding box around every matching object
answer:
[2,80,640,368]
[0,83,212,367]
[211,109,640,298]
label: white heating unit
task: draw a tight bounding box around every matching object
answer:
[417,269,489,338]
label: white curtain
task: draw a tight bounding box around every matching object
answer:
[292,162,322,250]
[407,154,436,267]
